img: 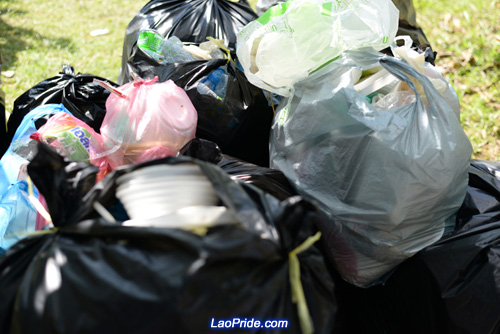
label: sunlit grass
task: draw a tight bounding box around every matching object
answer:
[0,0,144,114]
[414,0,500,159]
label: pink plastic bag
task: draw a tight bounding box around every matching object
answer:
[99,77,198,169]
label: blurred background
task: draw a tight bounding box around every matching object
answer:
[1,0,499,159]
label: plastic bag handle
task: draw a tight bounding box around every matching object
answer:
[379,56,444,107]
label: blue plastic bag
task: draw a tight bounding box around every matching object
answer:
[0,181,38,253]
[0,104,70,253]
[0,104,71,191]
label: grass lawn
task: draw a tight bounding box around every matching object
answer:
[1,0,499,159]
[0,0,144,109]
[414,0,500,160]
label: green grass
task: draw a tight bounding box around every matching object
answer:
[414,0,500,160]
[0,0,144,112]
[1,0,499,159]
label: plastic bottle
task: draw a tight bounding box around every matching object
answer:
[137,29,163,62]
[213,68,228,99]
[161,36,196,63]
[196,67,228,100]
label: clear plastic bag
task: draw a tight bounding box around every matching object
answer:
[270,51,473,287]
[0,104,70,253]
[99,77,198,169]
[236,0,399,96]
[33,112,105,164]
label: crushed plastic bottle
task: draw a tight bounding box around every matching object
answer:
[196,67,228,100]
[161,36,196,63]
[137,29,164,62]
[137,30,196,63]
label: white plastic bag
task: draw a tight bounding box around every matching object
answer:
[270,51,473,287]
[236,0,399,96]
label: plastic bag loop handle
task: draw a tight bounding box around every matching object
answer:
[379,56,443,107]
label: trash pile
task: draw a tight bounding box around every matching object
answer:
[1,0,499,333]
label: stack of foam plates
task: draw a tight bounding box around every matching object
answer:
[116,163,220,221]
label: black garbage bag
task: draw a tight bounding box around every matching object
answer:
[180,138,296,200]
[329,249,458,334]
[327,160,500,334]
[0,74,6,157]
[6,64,115,154]
[391,0,436,64]
[119,0,257,84]
[415,160,500,334]
[129,52,274,167]
[0,145,336,334]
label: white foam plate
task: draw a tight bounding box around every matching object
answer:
[122,206,238,228]
[117,164,204,185]
[354,68,398,96]
[116,180,214,194]
[116,186,216,202]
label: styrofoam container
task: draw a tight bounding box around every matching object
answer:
[117,163,205,185]
[122,206,238,228]
[117,180,214,194]
[116,163,219,220]
[353,67,399,97]
[122,206,238,229]
[116,185,215,201]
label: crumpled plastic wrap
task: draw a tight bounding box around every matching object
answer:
[237,0,399,96]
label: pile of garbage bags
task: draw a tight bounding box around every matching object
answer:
[1,0,499,333]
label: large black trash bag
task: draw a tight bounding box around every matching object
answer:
[180,138,297,200]
[415,160,500,334]
[129,51,274,167]
[326,160,500,334]
[328,251,458,334]
[6,65,116,151]
[0,146,336,334]
[119,0,257,84]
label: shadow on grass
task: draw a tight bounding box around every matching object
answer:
[0,14,75,70]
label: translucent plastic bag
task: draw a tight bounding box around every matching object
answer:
[33,112,105,164]
[99,77,198,169]
[270,51,473,287]
[0,104,69,254]
[0,104,71,193]
[0,181,38,254]
[236,0,399,96]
